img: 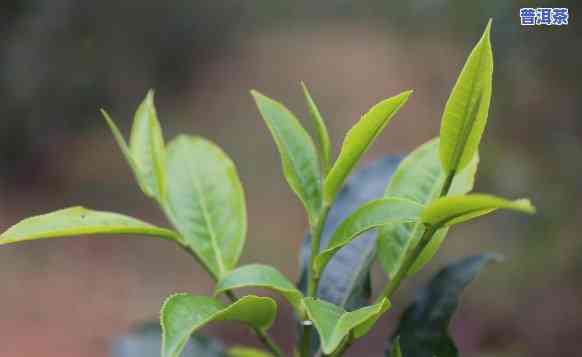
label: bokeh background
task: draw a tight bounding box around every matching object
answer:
[0,1,580,356]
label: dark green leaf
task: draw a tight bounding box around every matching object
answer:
[251,90,323,225]
[439,20,493,174]
[389,254,502,357]
[161,294,276,357]
[304,297,390,354]
[0,207,179,245]
[377,138,478,278]
[314,197,422,276]
[301,82,332,175]
[215,264,304,316]
[111,321,226,357]
[164,135,247,279]
[421,194,535,228]
[324,90,412,204]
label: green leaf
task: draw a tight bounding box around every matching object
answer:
[227,347,273,357]
[101,90,166,201]
[314,197,423,276]
[251,90,322,225]
[0,207,179,245]
[390,254,501,357]
[377,138,478,278]
[215,264,304,316]
[164,135,247,279]
[388,337,402,357]
[301,82,332,175]
[324,90,412,204]
[304,297,390,355]
[129,90,166,200]
[439,20,493,174]
[161,294,277,357]
[421,194,535,228]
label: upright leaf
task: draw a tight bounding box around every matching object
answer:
[389,254,501,357]
[421,194,535,228]
[129,90,166,200]
[0,207,179,245]
[111,321,227,357]
[377,138,478,278]
[227,347,273,357]
[388,337,402,357]
[439,20,493,174]
[164,135,246,279]
[304,297,390,355]
[297,157,401,355]
[314,198,422,276]
[215,264,304,316]
[161,294,276,357]
[251,90,322,224]
[324,90,412,204]
[301,82,332,175]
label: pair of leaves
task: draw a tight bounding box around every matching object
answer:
[304,297,390,355]
[252,85,411,223]
[161,294,277,357]
[388,254,501,357]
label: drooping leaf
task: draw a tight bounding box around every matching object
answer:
[389,254,501,357]
[251,90,322,225]
[164,135,246,279]
[0,207,179,245]
[111,321,227,357]
[215,264,304,316]
[439,20,493,174]
[101,90,166,201]
[304,297,390,355]
[377,138,478,278]
[324,90,412,204]
[129,90,166,200]
[301,82,332,175]
[297,156,401,354]
[161,294,276,357]
[227,347,273,357]
[314,198,422,276]
[421,194,535,228]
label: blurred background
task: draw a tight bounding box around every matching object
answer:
[0,0,580,356]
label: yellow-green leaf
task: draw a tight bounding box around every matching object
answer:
[251,90,322,225]
[301,82,332,175]
[161,294,276,357]
[164,135,247,279]
[421,194,535,228]
[324,90,412,204]
[314,197,422,276]
[439,20,493,174]
[228,347,273,357]
[0,207,179,245]
[303,297,390,355]
[215,264,304,316]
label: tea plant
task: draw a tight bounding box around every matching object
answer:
[0,20,535,357]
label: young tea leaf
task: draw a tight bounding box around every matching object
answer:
[301,82,332,175]
[388,337,403,357]
[324,90,412,204]
[439,20,493,175]
[129,90,166,200]
[389,254,501,357]
[227,347,273,357]
[215,264,304,316]
[377,138,478,278]
[161,294,277,357]
[421,194,535,228]
[314,197,423,276]
[164,135,247,279]
[251,90,323,225]
[0,207,180,245]
[304,297,390,355]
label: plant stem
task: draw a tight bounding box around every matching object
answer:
[224,291,284,357]
[439,171,455,198]
[307,204,331,297]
